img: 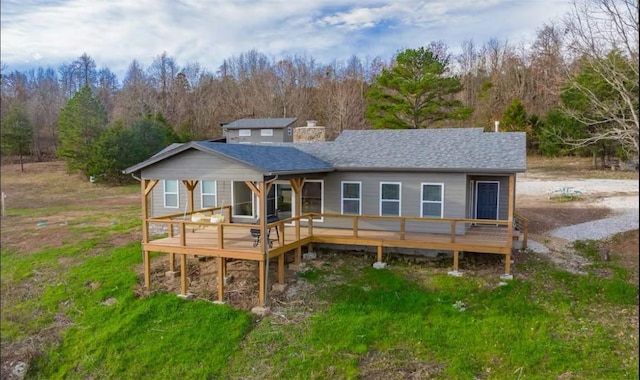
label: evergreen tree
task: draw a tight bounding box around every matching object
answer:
[57,86,108,176]
[88,114,180,183]
[366,46,471,129]
[501,99,528,132]
[1,103,33,172]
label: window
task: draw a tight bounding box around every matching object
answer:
[421,183,444,218]
[239,129,251,137]
[301,180,323,220]
[287,126,292,136]
[380,182,401,216]
[200,180,217,208]
[232,182,254,217]
[260,128,273,136]
[163,180,179,208]
[341,181,361,215]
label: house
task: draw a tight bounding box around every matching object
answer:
[124,127,527,306]
[222,117,298,144]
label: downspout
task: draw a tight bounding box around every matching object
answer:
[262,174,279,307]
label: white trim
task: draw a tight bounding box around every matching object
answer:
[231,181,255,218]
[238,129,251,137]
[341,181,362,215]
[260,128,274,136]
[474,180,500,219]
[200,180,217,208]
[379,182,401,216]
[420,182,444,218]
[300,179,324,222]
[163,179,179,208]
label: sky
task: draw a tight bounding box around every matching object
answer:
[1,0,573,82]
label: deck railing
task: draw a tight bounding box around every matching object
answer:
[143,211,516,254]
[513,211,529,249]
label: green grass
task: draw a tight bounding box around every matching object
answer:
[3,238,638,379]
[2,242,253,379]
[223,264,638,379]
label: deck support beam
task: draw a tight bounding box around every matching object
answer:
[168,252,175,272]
[278,254,285,284]
[143,250,151,288]
[258,261,265,306]
[453,250,459,272]
[217,257,225,301]
[180,254,187,295]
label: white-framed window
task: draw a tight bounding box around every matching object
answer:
[421,183,444,218]
[231,181,255,217]
[163,180,179,208]
[239,129,251,137]
[341,181,361,215]
[380,182,401,216]
[200,180,217,208]
[301,180,324,221]
[260,128,273,136]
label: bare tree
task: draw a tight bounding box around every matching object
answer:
[561,0,639,158]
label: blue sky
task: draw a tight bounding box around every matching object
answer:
[1,0,572,80]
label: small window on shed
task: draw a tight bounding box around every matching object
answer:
[287,127,292,136]
[239,129,251,137]
[260,129,273,136]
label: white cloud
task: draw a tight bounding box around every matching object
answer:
[0,0,573,80]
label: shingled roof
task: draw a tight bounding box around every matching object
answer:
[125,128,526,177]
[291,128,526,172]
[123,140,333,176]
[223,118,297,129]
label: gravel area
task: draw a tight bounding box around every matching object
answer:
[517,178,639,251]
[516,178,639,195]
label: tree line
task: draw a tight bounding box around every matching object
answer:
[1,0,637,179]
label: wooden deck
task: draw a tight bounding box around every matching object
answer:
[140,212,527,305]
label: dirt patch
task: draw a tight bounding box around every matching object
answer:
[516,194,612,234]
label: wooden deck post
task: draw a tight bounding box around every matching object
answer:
[505,253,511,275]
[180,254,187,295]
[258,261,265,305]
[144,250,151,288]
[182,180,198,215]
[169,252,175,272]
[140,179,157,245]
[377,245,383,262]
[217,257,225,301]
[278,254,285,284]
[453,250,459,272]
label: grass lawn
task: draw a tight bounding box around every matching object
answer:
[1,160,638,379]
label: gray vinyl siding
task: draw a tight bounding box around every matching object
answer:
[144,150,262,217]
[226,128,292,144]
[317,171,467,234]
[142,150,262,181]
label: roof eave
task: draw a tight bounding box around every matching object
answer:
[263,168,334,176]
[333,166,526,173]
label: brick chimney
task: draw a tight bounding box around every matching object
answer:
[293,120,326,142]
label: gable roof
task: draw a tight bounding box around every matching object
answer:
[123,140,333,176]
[124,128,526,178]
[291,128,526,172]
[223,118,297,129]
